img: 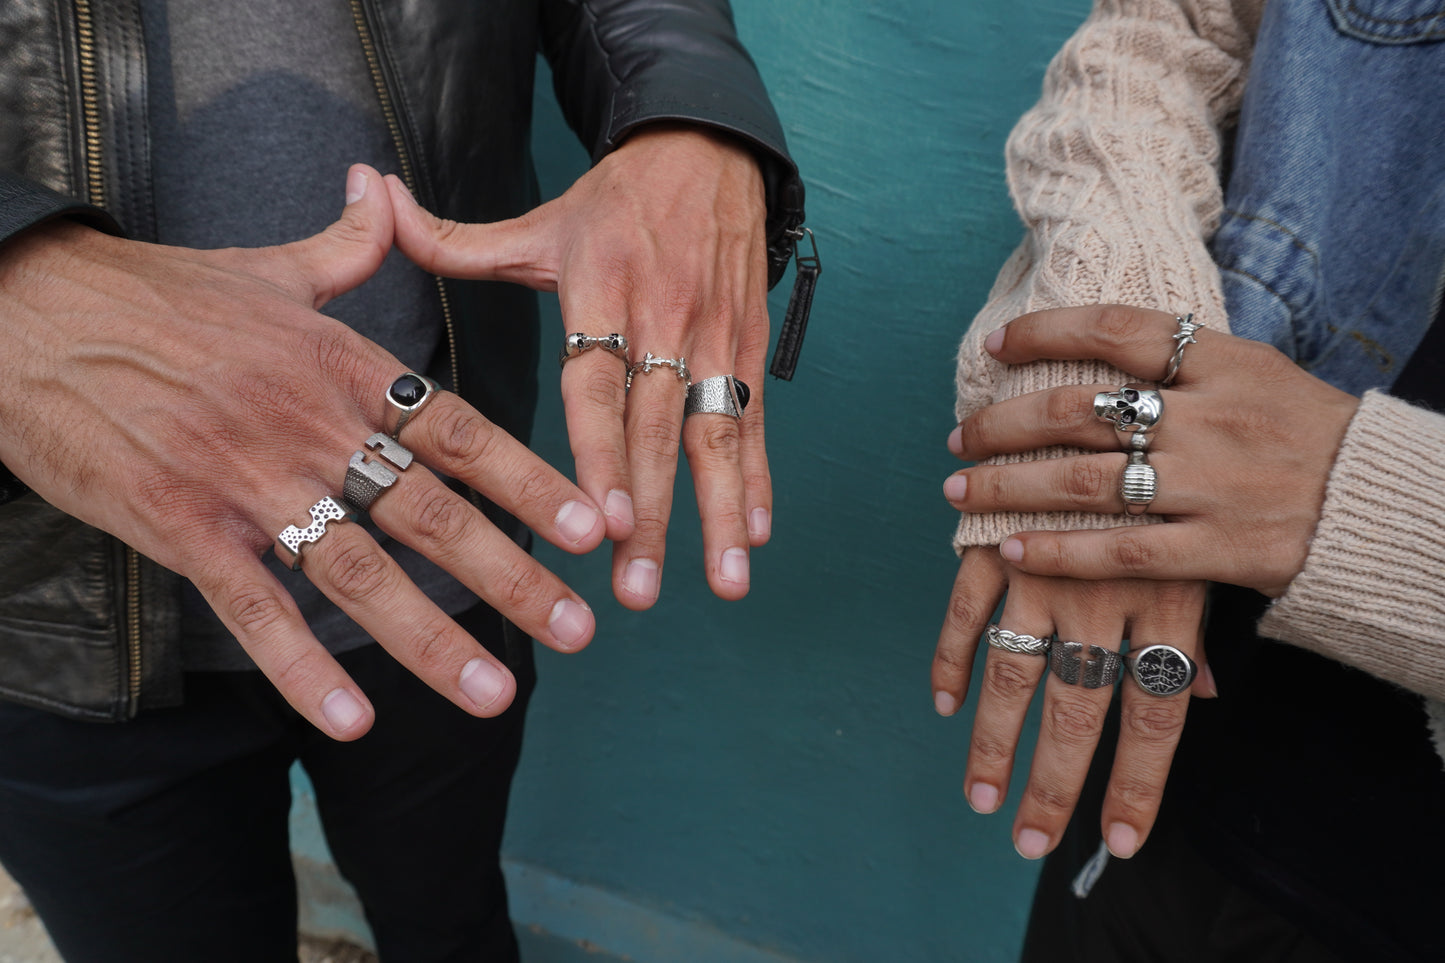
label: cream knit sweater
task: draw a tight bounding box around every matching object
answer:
[952,0,1445,751]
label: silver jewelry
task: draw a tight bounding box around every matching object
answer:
[1120,449,1157,516]
[385,372,441,438]
[1161,314,1204,387]
[985,625,1051,656]
[559,332,629,367]
[683,375,750,419]
[1126,644,1197,696]
[343,433,414,512]
[276,496,357,571]
[1050,641,1123,688]
[625,353,691,391]
[1094,385,1164,448]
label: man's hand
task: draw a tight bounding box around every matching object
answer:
[387,124,772,609]
[0,165,605,740]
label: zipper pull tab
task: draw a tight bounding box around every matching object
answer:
[769,228,821,381]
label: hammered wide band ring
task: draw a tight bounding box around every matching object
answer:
[625,353,691,391]
[385,372,441,439]
[559,332,629,367]
[1050,641,1123,689]
[1162,313,1205,388]
[985,625,1051,657]
[684,375,751,419]
[1126,644,1198,697]
[277,496,357,571]
[1120,449,1158,516]
[1094,385,1164,451]
[343,433,415,513]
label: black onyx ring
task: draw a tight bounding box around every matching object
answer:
[385,372,441,439]
[1126,644,1197,697]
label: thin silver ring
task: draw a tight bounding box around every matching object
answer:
[385,372,441,439]
[625,353,691,391]
[684,375,750,419]
[1126,644,1197,696]
[1049,641,1123,688]
[985,625,1051,656]
[343,433,414,513]
[276,496,357,571]
[1121,449,1157,516]
[559,332,629,367]
[1161,314,1205,388]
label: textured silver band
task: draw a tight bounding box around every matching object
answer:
[985,625,1051,656]
[684,375,748,418]
[385,372,441,439]
[1121,449,1157,516]
[343,433,415,512]
[559,332,629,367]
[1161,313,1205,387]
[1126,644,1197,696]
[276,496,357,571]
[1050,641,1123,688]
[625,353,691,391]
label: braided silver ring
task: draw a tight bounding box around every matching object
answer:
[276,496,358,571]
[1126,644,1197,696]
[625,353,691,391]
[1161,313,1205,387]
[343,433,415,513]
[684,375,751,419]
[984,625,1051,656]
[559,332,629,367]
[385,372,441,439]
[1120,449,1158,516]
[1049,641,1123,688]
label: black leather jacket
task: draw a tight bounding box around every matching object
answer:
[0,0,803,721]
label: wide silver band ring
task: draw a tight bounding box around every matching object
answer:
[343,433,415,512]
[277,496,358,571]
[1161,314,1205,388]
[385,372,441,439]
[985,625,1051,656]
[684,375,750,419]
[1126,644,1197,696]
[625,353,691,391]
[1121,449,1157,516]
[1094,385,1164,446]
[559,332,629,367]
[1050,641,1122,688]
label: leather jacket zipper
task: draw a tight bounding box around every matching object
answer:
[347,0,462,394]
[74,0,145,714]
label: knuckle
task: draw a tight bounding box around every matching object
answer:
[426,403,497,466]
[945,592,989,633]
[687,419,741,462]
[1025,779,1080,820]
[493,558,542,612]
[406,487,473,555]
[982,656,1040,702]
[1108,776,1165,818]
[1043,695,1105,746]
[1110,531,1158,573]
[577,364,626,409]
[1042,389,1091,435]
[969,732,1016,768]
[1120,699,1187,744]
[1094,305,1153,348]
[933,643,974,675]
[1061,459,1114,502]
[403,615,460,674]
[631,418,681,461]
[323,539,393,603]
[225,587,293,638]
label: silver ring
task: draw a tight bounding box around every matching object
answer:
[1126,644,1197,696]
[1093,385,1164,446]
[343,433,414,512]
[559,332,629,367]
[1121,449,1157,516]
[276,496,357,571]
[1049,641,1122,688]
[625,353,691,391]
[985,625,1051,656]
[684,375,750,419]
[1161,314,1204,387]
[385,372,441,439]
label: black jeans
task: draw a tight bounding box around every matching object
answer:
[0,605,535,963]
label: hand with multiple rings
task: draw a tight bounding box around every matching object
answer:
[0,164,607,740]
[386,123,772,609]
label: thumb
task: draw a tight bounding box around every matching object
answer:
[273,164,395,308]
[386,174,560,291]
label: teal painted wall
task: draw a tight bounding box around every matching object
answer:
[501,1,1094,961]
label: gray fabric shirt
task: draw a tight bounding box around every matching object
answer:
[138,0,479,669]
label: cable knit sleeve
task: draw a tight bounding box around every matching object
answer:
[952,0,1260,551]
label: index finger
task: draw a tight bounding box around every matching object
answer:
[988,306,1224,385]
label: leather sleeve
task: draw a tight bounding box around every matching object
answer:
[538,0,804,288]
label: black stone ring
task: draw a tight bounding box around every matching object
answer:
[1125,644,1198,697]
[385,372,441,439]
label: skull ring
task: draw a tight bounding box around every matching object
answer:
[1094,385,1164,450]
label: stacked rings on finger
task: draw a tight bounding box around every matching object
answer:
[984,625,1051,656]
[1050,641,1123,688]
[385,372,441,439]
[1094,384,1163,515]
[277,496,358,571]
[625,352,691,391]
[1161,313,1205,387]
[559,332,629,367]
[343,433,415,513]
[684,375,751,419]
[1126,644,1197,697]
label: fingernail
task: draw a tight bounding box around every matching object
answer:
[605,489,635,529]
[1000,538,1024,562]
[947,425,963,456]
[322,688,365,733]
[985,327,1006,355]
[934,690,959,716]
[392,175,415,201]
[720,547,749,585]
[622,558,660,603]
[1107,822,1139,858]
[968,783,1000,814]
[460,658,509,711]
[748,507,772,542]
[345,166,367,204]
[548,598,593,650]
[555,499,600,546]
[943,474,968,503]
[1015,828,1051,860]
[1200,662,1219,698]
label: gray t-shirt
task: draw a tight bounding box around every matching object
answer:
[138,0,479,669]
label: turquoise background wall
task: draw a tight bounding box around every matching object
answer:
[497,1,1095,961]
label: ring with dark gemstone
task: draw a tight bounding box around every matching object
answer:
[385,372,441,438]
